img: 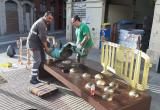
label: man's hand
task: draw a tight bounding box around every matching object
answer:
[43,41,53,54]
[45,48,53,54]
[77,43,82,49]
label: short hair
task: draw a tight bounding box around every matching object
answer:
[73,15,81,22]
[44,11,53,17]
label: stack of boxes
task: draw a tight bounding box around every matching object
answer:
[118,29,144,49]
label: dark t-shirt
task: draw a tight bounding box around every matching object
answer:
[26,17,47,50]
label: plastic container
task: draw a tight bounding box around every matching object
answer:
[99,23,111,49]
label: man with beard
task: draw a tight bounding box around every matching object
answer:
[26,11,53,84]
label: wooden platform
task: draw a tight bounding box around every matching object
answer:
[39,60,151,110]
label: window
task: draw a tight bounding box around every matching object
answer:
[25,4,31,12]
[73,0,86,2]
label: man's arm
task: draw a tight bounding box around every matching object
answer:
[42,41,51,53]
[80,34,90,47]
[79,24,91,47]
[37,22,51,53]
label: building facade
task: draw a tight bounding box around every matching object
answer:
[0,0,66,36]
[34,0,66,31]
[147,0,160,71]
[0,0,34,35]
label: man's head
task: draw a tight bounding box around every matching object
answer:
[43,11,53,25]
[71,15,81,27]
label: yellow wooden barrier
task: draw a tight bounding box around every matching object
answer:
[101,41,152,91]
[101,42,119,74]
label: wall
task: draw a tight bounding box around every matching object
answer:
[66,1,73,41]
[107,0,154,24]
[86,1,105,47]
[135,0,154,23]
[107,0,133,24]
[147,0,160,71]
[108,5,132,24]
[0,1,7,35]
[66,0,106,48]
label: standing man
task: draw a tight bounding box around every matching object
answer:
[71,15,94,64]
[26,11,53,84]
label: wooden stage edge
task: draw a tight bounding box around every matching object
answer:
[39,61,151,110]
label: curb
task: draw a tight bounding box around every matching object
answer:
[0,40,17,46]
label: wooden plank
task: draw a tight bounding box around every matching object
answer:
[39,60,151,110]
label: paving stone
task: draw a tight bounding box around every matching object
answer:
[0,68,95,110]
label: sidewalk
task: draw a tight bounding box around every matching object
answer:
[0,68,95,110]
[0,30,66,46]
[0,31,66,54]
[0,33,28,46]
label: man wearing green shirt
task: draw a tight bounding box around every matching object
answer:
[71,15,94,64]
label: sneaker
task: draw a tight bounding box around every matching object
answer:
[30,77,41,85]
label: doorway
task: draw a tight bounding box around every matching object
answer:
[5,1,19,34]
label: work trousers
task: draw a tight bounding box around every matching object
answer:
[30,49,45,78]
[76,47,92,64]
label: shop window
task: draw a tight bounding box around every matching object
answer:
[40,0,46,16]
[25,4,31,12]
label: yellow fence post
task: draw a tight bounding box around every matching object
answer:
[100,41,152,91]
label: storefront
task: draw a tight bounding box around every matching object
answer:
[0,0,66,35]
[34,0,66,31]
[0,0,34,35]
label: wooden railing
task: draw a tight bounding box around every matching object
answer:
[101,41,152,91]
[16,37,31,68]
[17,36,56,69]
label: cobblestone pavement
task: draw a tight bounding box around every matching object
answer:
[0,68,95,110]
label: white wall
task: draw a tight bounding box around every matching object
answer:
[66,0,106,48]
[147,0,160,70]
[66,2,73,41]
[86,1,105,47]
[0,1,6,35]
